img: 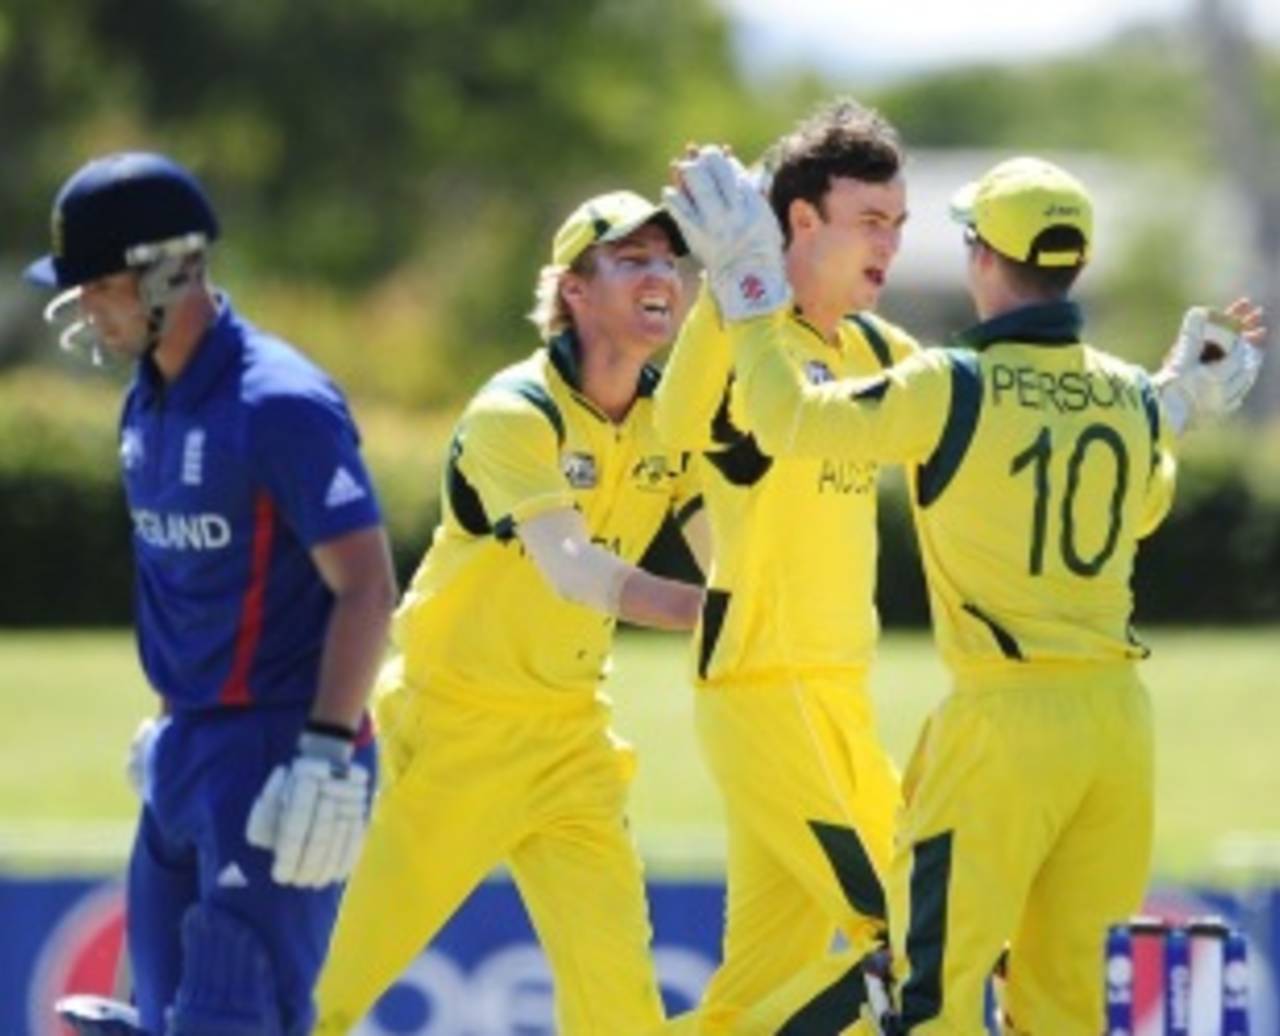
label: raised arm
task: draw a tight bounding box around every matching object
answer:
[308,525,397,731]
[732,313,950,465]
[663,145,947,466]
[653,282,735,451]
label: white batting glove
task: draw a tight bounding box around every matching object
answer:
[1155,307,1263,434]
[662,146,791,322]
[245,728,370,888]
[126,716,165,803]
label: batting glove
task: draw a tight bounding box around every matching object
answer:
[245,725,370,888]
[662,146,791,322]
[1155,307,1263,434]
[125,716,164,803]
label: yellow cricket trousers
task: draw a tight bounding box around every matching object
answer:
[313,665,665,1035]
[665,675,900,1035]
[889,664,1154,1035]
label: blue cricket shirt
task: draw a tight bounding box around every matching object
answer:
[119,299,383,711]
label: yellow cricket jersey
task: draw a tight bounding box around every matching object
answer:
[655,286,918,686]
[732,299,1177,678]
[393,330,701,698]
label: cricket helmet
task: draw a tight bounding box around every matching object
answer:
[26,151,220,289]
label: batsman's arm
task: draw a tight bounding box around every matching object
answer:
[244,524,392,889]
[307,524,397,732]
[519,507,703,631]
[653,282,734,451]
[247,393,396,736]
[730,312,949,464]
[243,395,391,887]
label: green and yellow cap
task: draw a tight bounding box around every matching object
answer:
[950,156,1092,268]
[551,190,687,268]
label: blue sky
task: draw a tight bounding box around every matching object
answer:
[720,0,1280,80]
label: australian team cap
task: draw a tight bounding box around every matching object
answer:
[551,190,687,268]
[950,156,1092,268]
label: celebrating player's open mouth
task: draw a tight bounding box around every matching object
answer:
[639,291,673,316]
[568,220,681,349]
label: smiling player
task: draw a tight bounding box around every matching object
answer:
[313,190,709,1036]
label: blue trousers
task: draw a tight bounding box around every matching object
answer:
[127,704,376,1036]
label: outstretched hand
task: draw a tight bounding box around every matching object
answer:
[662,144,791,322]
[1217,297,1267,350]
[1155,298,1266,435]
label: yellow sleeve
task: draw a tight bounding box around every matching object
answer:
[455,392,574,526]
[669,451,703,520]
[1138,410,1178,538]
[653,281,733,451]
[731,312,951,465]
[880,318,922,364]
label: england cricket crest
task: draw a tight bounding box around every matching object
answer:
[804,360,834,385]
[562,451,598,489]
[181,428,205,486]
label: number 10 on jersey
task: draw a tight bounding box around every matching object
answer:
[1010,423,1129,578]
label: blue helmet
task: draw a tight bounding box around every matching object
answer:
[26,152,219,289]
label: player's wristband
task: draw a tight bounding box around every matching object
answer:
[299,721,356,769]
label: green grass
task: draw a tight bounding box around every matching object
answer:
[2,628,1278,883]
[609,627,1280,882]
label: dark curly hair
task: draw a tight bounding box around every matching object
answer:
[764,98,904,245]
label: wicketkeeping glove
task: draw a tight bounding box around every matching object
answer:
[1155,306,1263,434]
[662,146,791,322]
[245,725,370,888]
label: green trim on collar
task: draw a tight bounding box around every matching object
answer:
[547,328,662,398]
[548,329,584,389]
[953,300,1083,351]
[636,364,661,398]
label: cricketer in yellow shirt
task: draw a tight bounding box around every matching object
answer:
[655,100,920,1035]
[702,153,1263,1034]
[313,191,707,1036]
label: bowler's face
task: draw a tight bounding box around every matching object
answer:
[803,175,907,311]
[78,272,151,359]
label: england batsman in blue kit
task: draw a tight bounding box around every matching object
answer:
[26,152,397,1036]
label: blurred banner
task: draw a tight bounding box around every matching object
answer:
[3,874,1276,1035]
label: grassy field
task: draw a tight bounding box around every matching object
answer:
[2,627,1278,883]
